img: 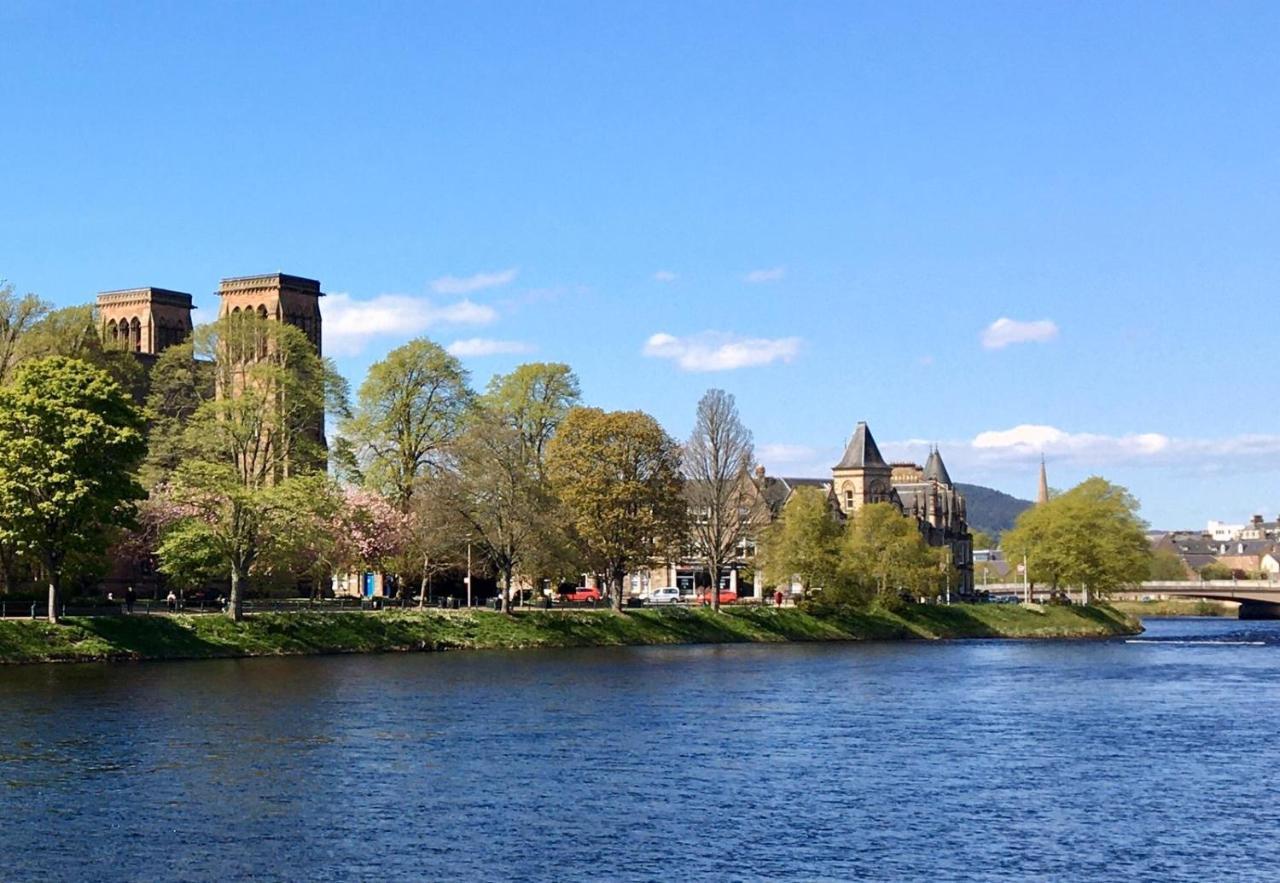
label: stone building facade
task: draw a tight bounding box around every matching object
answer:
[217,273,324,355]
[97,287,195,361]
[762,421,974,594]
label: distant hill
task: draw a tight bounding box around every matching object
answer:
[956,483,1033,538]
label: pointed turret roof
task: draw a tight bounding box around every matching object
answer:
[834,421,888,470]
[924,446,952,486]
[1037,456,1049,505]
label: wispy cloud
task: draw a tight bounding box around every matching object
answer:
[743,266,786,284]
[643,331,801,372]
[653,270,678,283]
[882,424,1280,475]
[430,268,518,295]
[446,338,536,357]
[324,292,497,355]
[981,317,1059,349]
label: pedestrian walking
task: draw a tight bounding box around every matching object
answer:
[125,586,136,614]
[166,590,177,612]
[774,589,784,608]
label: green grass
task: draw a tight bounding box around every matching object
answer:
[1110,598,1238,618]
[0,603,1142,665]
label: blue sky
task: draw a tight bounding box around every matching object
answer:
[2,1,1277,528]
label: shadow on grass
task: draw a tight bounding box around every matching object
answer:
[71,616,230,660]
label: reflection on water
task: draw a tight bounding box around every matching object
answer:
[2,617,1280,881]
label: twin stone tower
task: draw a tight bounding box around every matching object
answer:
[96,272,324,362]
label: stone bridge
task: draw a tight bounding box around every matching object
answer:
[981,580,1280,619]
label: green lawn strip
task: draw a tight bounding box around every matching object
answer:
[0,604,1141,664]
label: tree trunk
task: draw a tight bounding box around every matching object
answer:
[500,571,511,615]
[709,563,720,613]
[612,571,624,613]
[418,553,429,609]
[228,567,244,622]
[46,571,60,625]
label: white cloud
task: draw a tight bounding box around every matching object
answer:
[446,338,536,357]
[743,266,786,284]
[881,424,1280,475]
[324,292,497,355]
[757,443,819,464]
[430,268,518,295]
[653,270,678,283]
[981,317,1059,350]
[643,331,802,372]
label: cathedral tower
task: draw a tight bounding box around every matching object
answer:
[97,287,194,359]
[217,273,323,355]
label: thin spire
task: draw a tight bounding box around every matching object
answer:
[1037,455,1049,505]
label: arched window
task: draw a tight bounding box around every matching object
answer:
[257,304,268,320]
[106,320,118,342]
[130,318,142,352]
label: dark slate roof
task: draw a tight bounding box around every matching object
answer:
[759,476,829,511]
[834,422,887,470]
[924,448,952,486]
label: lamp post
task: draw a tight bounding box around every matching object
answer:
[465,541,472,608]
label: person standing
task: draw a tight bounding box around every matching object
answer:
[125,586,136,615]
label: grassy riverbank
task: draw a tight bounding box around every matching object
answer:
[1110,598,1238,618]
[0,603,1141,665]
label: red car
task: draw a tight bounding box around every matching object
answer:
[697,589,738,606]
[562,586,602,603]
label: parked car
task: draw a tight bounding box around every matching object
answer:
[697,588,738,606]
[645,587,682,605]
[561,586,602,603]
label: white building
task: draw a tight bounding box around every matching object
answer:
[1208,520,1245,541]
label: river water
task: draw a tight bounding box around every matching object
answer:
[2,617,1279,881]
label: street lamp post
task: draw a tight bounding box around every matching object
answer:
[465,541,472,608]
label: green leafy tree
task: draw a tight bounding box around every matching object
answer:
[340,339,472,508]
[970,529,995,551]
[446,409,551,613]
[1200,561,1234,581]
[838,502,940,609]
[477,362,582,596]
[545,408,686,612]
[0,281,49,385]
[0,357,146,622]
[482,362,580,478]
[139,342,215,487]
[16,305,146,398]
[759,486,842,593]
[1149,549,1191,581]
[158,314,328,619]
[1002,477,1151,603]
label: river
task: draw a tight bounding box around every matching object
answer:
[2,617,1279,881]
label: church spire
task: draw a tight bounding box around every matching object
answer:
[1037,455,1049,505]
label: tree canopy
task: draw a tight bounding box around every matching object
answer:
[545,407,685,612]
[1001,476,1151,602]
[0,357,146,621]
[341,339,472,507]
